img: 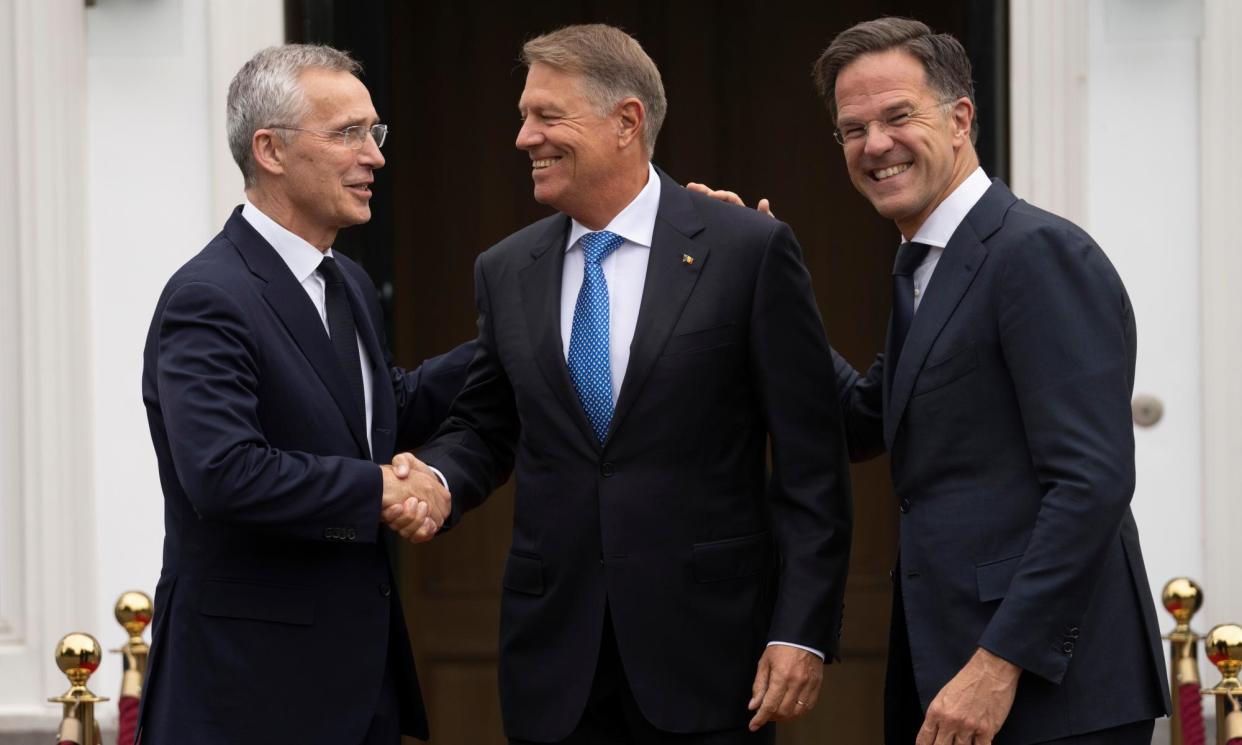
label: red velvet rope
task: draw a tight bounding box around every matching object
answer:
[117,695,139,745]
[1179,682,1206,745]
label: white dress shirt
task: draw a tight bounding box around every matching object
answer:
[560,163,660,401]
[905,167,992,312]
[241,201,374,456]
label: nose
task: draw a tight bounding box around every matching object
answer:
[515,117,542,151]
[862,122,895,157]
[359,130,385,169]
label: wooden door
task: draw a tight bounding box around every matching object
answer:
[285,1,1008,741]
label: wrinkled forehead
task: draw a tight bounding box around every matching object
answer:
[297,67,379,126]
[834,50,933,120]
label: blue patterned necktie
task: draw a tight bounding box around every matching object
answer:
[568,230,625,443]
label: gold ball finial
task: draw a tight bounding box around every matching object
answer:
[1204,624,1242,685]
[114,591,153,641]
[1162,577,1204,625]
[54,632,102,689]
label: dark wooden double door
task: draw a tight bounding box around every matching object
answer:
[286,2,1007,742]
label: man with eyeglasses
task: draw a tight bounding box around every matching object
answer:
[694,16,1168,745]
[139,44,471,745]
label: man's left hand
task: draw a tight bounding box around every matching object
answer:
[747,645,822,731]
[917,648,1021,745]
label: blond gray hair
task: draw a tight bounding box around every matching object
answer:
[227,44,363,187]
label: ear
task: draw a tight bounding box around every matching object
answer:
[251,128,287,178]
[949,97,974,144]
[615,97,646,150]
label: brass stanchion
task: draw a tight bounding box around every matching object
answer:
[1164,578,1206,745]
[1202,624,1242,745]
[49,633,109,745]
[112,591,152,745]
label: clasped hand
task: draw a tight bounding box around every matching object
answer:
[379,452,450,543]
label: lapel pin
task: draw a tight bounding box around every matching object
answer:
[681,254,695,266]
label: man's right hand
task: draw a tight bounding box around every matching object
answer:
[380,453,450,543]
[685,182,776,218]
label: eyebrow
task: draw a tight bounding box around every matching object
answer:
[838,101,919,126]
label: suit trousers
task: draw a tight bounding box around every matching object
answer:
[510,608,774,745]
[884,574,1154,745]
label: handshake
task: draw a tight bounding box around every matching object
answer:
[379,453,448,544]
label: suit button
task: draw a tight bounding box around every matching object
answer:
[1062,641,1074,654]
[346,528,357,541]
[379,583,391,597]
[323,528,337,540]
[899,498,911,513]
[600,462,615,478]
[1067,626,1080,638]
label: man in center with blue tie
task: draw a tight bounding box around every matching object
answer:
[406,24,853,744]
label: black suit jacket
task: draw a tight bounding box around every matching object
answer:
[834,180,1170,744]
[419,169,853,741]
[138,208,472,745]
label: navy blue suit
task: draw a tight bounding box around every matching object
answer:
[139,208,472,744]
[419,170,853,742]
[834,180,1170,744]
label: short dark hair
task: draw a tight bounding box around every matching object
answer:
[812,17,978,144]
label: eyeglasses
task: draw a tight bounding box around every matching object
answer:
[832,100,955,147]
[268,123,389,150]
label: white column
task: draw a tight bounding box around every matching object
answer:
[1200,0,1242,630]
[1008,0,1090,225]
[0,0,95,726]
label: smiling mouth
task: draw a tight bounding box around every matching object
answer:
[871,163,911,181]
[532,157,561,169]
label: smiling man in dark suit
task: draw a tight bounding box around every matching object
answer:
[815,18,1169,745]
[140,44,471,745]
[387,23,852,745]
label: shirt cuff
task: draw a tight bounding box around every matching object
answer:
[767,641,825,660]
[426,465,450,492]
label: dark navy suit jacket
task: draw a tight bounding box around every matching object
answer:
[834,180,1170,744]
[138,208,472,744]
[419,169,854,741]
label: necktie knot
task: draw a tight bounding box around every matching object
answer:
[893,241,932,276]
[579,231,625,266]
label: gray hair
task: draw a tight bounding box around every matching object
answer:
[521,24,667,158]
[227,44,363,187]
[812,17,979,144]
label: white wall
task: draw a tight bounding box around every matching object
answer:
[1086,0,1206,616]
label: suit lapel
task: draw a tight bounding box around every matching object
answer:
[225,212,371,457]
[609,174,706,440]
[518,215,603,451]
[882,180,1014,447]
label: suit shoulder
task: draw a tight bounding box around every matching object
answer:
[681,187,791,243]
[993,199,1126,289]
[477,212,566,267]
[157,233,255,304]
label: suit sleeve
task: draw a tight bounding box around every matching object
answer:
[750,222,854,660]
[831,348,886,462]
[976,226,1138,684]
[389,341,477,452]
[416,256,520,523]
[154,281,382,542]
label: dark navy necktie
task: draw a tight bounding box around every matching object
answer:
[567,231,625,443]
[318,256,366,423]
[890,241,931,370]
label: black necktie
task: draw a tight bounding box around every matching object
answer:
[318,257,366,423]
[890,242,931,370]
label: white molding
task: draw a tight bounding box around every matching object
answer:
[1199,0,1242,628]
[0,0,95,716]
[1008,0,1090,226]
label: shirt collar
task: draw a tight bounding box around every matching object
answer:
[907,167,992,248]
[566,162,661,252]
[241,200,334,283]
